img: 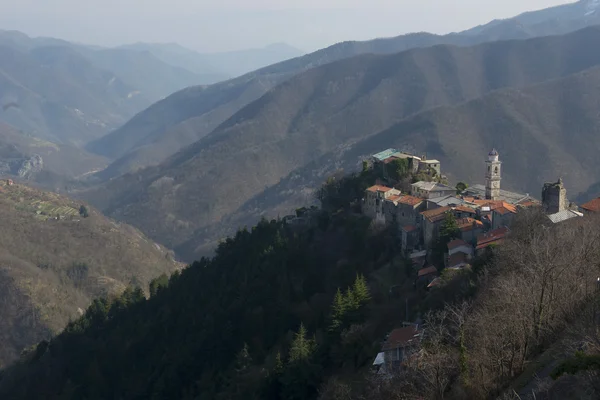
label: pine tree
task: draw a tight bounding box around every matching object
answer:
[329,289,346,332]
[289,323,314,363]
[345,287,359,312]
[352,274,371,305]
[439,212,460,243]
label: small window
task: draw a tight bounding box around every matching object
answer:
[488,166,491,172]
[494,166,498,174]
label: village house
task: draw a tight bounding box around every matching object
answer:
[491,202,517,229]
[476,226,510,256]
[401,225,420,253]
[373,324,423,373]
[371,148,422,177]
[457,217,484,243]
[446,252,470,270]
[362,185,401,224]
[418,157,441,176]
[411,181,455,199]
[426,195,468,210]
[447,238,474,258]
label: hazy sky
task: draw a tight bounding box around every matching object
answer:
[0,0,576,52]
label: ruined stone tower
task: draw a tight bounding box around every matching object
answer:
[542,178,568,214]
[485,149,502,200]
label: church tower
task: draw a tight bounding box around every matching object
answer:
[485,149,501,200]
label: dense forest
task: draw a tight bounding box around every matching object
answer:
[1,169,599,399]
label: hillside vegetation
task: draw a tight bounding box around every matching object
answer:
[0,122,107,189]
[0,181,179,367]
[1,182,598,399]
[81,27,600,259]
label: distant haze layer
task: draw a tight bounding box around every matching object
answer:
[0,0,574,52]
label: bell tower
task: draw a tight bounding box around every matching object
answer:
[485,149,501,200]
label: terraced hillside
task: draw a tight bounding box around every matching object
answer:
[0,181,180,367]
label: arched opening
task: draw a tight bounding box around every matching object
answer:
[494,166,499,174]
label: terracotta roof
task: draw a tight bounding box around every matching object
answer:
[447,239,470,250]
[581,197,600,213]
[366,185,394,193]
[402,225,418,233]
[457,218,483,231]
[447,252,469,268]
[421,206,451,222]
[385,195,402,203]
[493,203,517,215]
[418,266,438,277]
[382,326,422,351]
[397,195,423,206]
[476,226,510,250]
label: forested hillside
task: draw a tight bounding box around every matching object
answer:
[2,172,598,399]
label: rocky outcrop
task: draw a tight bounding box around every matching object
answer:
[16,154,43,179]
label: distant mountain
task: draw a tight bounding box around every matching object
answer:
[0,30,232,148]
[0,44,146,146]
[118,41,303,79]
[87,0,600,178]
[0,182,179,367]
[116,42,229,82]
[80,27,600,259]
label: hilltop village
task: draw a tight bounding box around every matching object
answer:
[357,148,600,373]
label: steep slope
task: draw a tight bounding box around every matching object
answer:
[88,1,600,175]
[0,121,107,187]
[82,27,600,258]
[0,44,147,146]
[0,181,179,367]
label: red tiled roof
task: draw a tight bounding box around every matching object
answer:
[457,218,483,231]
[476,226,510,250]
[421,206,451,222]
[402,225,418,233]
[447,239,470,250]
[397,195,423,206]
[447,252,469,268]
[366,185,394,193]
[418,266,438,277]
[493,203,517,215]
[386,195,402,202]
[581,197,600,213]
[382,326,422,351]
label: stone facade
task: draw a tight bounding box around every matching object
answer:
[485,149,502,200]
[542,178,568,214]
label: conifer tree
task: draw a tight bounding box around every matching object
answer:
[289,323,314,363]
[352,274,371,305]
[329,289,346,332]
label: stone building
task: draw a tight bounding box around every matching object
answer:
[418,156,441,177]
[363,185,401,224]
[542,178,568,214]
[411,181,455,199]
[485,149,502,200]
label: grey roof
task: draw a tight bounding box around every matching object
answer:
[463,184,534,204]
[412,181,454,192]
[547,209,583,224]
[427,195,466,207]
